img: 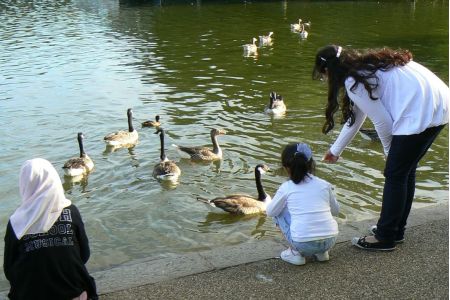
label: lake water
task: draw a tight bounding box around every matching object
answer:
[0,0,448,290]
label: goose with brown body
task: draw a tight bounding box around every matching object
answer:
[104,108,138,148]
[173,128,226,161]
[153,128,181,181]
[142,115,161,127]
[197,164,271,215]
[63,132,94,177]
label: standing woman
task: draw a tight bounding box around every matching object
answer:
[3,158,98,299]
[312,45,448,251]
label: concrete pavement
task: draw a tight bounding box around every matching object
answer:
[97,202,449,300]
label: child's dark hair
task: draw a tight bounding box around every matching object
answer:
[281,143,316,184]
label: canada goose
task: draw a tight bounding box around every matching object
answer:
[259,32,273,46]
[299,24,308,39]
[63,132,94,177]
[104,108,138,147]
[173,128,226,161]
[142,115,161,127]
[153,128,181,181]
[242,37,258,56]
[197,164,271,215]
[359,128,380,141]
[264,91,287,115]
[290,19,302,32]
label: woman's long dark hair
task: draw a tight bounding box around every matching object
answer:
[281,144,315,184]
[312,45,413,134]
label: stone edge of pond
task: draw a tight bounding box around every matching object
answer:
[93,201,448,295]
[0,201,447,298]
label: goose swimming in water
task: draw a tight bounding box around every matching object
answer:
[290,19,302,32]
[264,91,287,115]
[142,115,161,127]
[197,164,272,215]
[63,132,94,177]
[173,128,227,161]
[104,108,139,148]
[153,128,181,181]
[259,32,273,46]
[242,37,258,56]
[299,24,308,39]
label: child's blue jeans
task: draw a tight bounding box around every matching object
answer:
[273,208,337,256]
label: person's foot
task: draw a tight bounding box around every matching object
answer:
[314,251,329,262]
[352,235,396,251]
[280,248,306,265]
[369,225,405,244]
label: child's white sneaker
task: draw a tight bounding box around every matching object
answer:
[280,248,306,265]
[314,251,329,262]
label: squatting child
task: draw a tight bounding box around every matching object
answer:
[266,143,339,265]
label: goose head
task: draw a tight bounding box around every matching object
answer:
[155,115,160,122]
[211,128,227,137]
[255,164,270,175]
[269,91,277,108]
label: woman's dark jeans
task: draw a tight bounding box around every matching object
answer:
[375,125,446,242]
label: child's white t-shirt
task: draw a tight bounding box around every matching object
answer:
[266,175,339,242]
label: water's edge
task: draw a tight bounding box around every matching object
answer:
[3,201,445,297]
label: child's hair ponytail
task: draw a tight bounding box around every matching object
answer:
[281,143,316,184]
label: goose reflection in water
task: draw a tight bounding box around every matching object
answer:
[197,212,268,239]
[63,174,90,194]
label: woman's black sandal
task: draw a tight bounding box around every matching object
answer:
[352,236,396,251]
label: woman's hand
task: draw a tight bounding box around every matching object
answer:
[322,150,339,163]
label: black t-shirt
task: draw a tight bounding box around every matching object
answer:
[3,204,98,300]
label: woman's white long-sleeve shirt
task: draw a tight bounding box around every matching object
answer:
[330,61,449,156]
[266,175,339,242]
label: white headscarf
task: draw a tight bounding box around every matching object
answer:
[10,158,71,240]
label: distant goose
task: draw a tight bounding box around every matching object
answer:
[290,19,302,32]
[153,128,181,181]
[63,132,94,177]
[303,20,311,28]
[242,37,258,56]
[142,115,161,127]
[259,32,273,46]
[197,164,271,215]
[173,128,227,161]
[104,108,139,148]
[264,91,286,115]
[299,24,308,39]
[359,128,380,141]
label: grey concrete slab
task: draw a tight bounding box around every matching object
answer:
[94,252,213,294]
[197,239,286,270]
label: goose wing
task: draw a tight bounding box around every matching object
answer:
[178,146,214,156]
[210,195,265,215]
[63,157,86,169]
[153,161,180,177]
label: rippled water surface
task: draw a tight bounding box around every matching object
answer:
[0,0,448,288]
